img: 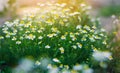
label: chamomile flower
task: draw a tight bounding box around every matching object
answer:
[53,58,60,63]
[72,45,77,49]
[6,34,10,38]
[77,43,82,48]
[84,25,90,31]
[38,36,43,40]
[102,41,107,45]
[93,51,112,61]
[45,45,51,49]
[35,61,41,66]
[61,35,66,40]
[16,41,21,45]
[64,65,69,69]
[25,34,36,40]
[12,37,17,41]
[89,37,95,42]
[76,25,81,29]
[24,23,31,27]
[73,64,83,70]
[59,47,64,54]
[47,34,54,38]
[47,64,52,69]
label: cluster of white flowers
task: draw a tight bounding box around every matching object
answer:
[0,2,112,73]
[34,59,93,73]
[93,50,112,61]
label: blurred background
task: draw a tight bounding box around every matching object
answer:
[0,0,120,31]
[0,0,120,73]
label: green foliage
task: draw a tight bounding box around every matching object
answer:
[100,5,120,17]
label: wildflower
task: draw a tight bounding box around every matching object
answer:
[81,30,87,34]
[46,19,53,25]
[77,43,82,48]
[64,65,69,69]
[59,20,64,25]
[93,51,112,61]
[70,32,75,38]
[48,67,59,73]
[54,14,59,19]
[62,70,70,73]
[19,24,24,26]
[38,30,42,33]
[89,37,95,42]
[0,36,4,40]
[38,36,43,40]
[2,27,8,31]
[73,64,83,70]
[81,37,86,41]
[26,34,36,40]
[35,61,41,66]
[92,26,96,29]
[101,28,105,32]
[72,45,77,49]
[63,19,68,22]
[102,41,107,45]
[82,68,93,73]
[47,64,52,69]
[11,32,16,36]
[65,32,68,35]
[20,36,24,40]
[61,35,66,40]
[45,45,50,49]
[29,14,35,18]
[99,33,104,37]
[51,27,59,33]
[6,34,10,38]
[59,64,63,68]
[53,33,57,37]
[5,21,13,27]
[25,31,30,34]
[31,28,36,32]
[90,29,94,33]
[3,30,8,34]
[84,25,90,31]
[75,32,80,35]
[59,47,64,54]
[47,34,54,38]
[12,37,17,41]
[24,23,31,27]
[73,12,80,15]
[72,37,77,41]
[63,8,70,12]
[16,41,21,45]
[94,35,101,40]
[19,28,23,31]
[53,58,60,63]
[38,41,42,45]
[71,70,77,73]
